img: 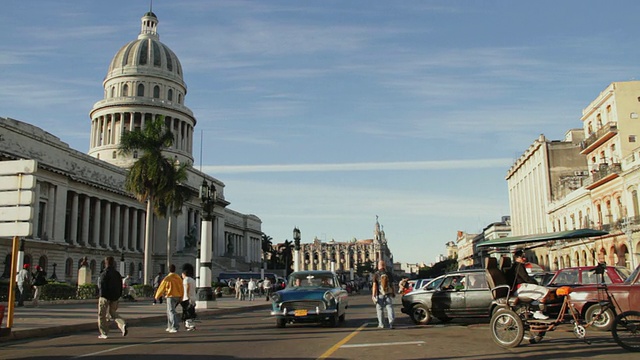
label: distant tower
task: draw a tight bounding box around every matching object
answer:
[89,11,196,167]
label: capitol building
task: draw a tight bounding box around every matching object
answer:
[0,11,263,284]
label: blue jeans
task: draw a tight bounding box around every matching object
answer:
[375,294,395,327]
[166,297,180,330]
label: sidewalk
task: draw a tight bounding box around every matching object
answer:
[0,295,271,343]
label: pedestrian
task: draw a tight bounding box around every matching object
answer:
[180,263,197,331]
[234,277,242,299]
[248,278,256,301]
[152,272,163,304]
[97,256,128,339]
[122,274,135,301]
[154,264,183,333]
[32,265,47,307]
[16,264,31,307]
[371,260,395,329]
[262,277,272,301]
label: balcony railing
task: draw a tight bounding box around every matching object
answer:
[581,122,618,153]
[591,162,622,182]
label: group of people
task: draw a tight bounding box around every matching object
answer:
[15,263,47,307]
[234,277,273,301]
[96,257,198,339]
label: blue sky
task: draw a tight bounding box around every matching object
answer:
[3,1,640,265]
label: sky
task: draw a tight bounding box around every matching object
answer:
[3,1,640,265]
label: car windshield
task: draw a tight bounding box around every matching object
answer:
[426,276,444,290]
[624,265,640,285]
[288,274,335,288]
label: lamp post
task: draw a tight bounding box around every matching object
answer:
[197,179,216,309]
[330,246,336,273]
[120,250,126,276]
[293,227,301,272]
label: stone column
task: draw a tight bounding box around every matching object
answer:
[93,199,101,247]
[45,185,55,240]
[70,192,79,245]
[53,184,68,243]
[81,195,90,245]
[122,207,130,250]
[113,204,121,249]
[104,201,111,248]
[130,209,138,251]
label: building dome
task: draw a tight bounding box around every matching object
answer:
[106,12,184,83]
[89,11,196,168]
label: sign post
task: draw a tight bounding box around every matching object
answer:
[0,159,37,336]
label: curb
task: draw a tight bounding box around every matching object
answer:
[0,303,270,343]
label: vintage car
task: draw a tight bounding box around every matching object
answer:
[401,269,493,325]
[270,270,348,328]
[544,264,630,330]
[566,264,640,331]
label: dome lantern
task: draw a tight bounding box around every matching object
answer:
[139,11,159,40]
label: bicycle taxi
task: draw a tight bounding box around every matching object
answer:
[477,228,640,352]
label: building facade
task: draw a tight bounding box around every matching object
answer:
[0,11,263,284]
[502,81,640,271]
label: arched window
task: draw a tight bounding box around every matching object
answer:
[129,262,135,277]
[167,89,173,101]
[24,254,32,268]
[90,259,97,276]
[178,93,182,104]
[122,84,129,97]
[65,258,73,277]
[153,85,160,98]
[110,86,115,98]
[38,255,47,271]
[137,84,144,96]
[112,151,117,159]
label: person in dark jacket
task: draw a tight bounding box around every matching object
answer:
[509,249,550,320]
[97,256,128,339]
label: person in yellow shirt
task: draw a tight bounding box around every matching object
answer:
[154,264,184,333]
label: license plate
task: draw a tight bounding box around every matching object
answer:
[294,309,308,316]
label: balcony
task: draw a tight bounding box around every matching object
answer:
[580,122,618,155]
[585,162,622,190]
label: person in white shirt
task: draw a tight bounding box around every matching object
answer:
[262,277,272,301]
[247,278,257,301]
[181,264,197,330]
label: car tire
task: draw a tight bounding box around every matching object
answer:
[410,304,431,325]
[585,304,614,331]
[276,317,286,328]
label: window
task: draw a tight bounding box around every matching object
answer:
[65,258,73,277]
[122,84,129,97]
[112,151,116,159]
[137,84,144,96]
[168,89,173,102]
[631,112,638,119]
[630,135,637,142]
[153,85,160,98]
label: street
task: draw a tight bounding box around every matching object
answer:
[0,294,635,360]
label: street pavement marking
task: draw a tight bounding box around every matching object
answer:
[73,338,167,358]
[316,322,368,360]
[341,341,425,348]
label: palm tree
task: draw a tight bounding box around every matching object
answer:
[261,233,273,268]
[157,161,191,267]
[119,115,176,285]
[278,240,294,276]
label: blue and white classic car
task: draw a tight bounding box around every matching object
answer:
[270,270,349,327]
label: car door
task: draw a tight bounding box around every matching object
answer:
[431,275,465,317]
[463,273,492,316]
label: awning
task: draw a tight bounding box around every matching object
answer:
[476,228,608,248]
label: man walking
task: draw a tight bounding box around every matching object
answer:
[97,256,128,339]
[152,272,163,304]
[154,264,183,333]
[32,265,47,307]
[16,264,31,307]
[372,260,395,329]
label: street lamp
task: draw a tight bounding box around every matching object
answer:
[330,246,336,273]
[293,227,301,272]
[197,179,216,309]
[120,250,126,276]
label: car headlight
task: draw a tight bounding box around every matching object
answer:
[324,291,335,303]
[271,292,280,303]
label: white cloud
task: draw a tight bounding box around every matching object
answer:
[203,158,512,174]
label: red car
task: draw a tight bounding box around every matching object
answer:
[557,265,636,331]
[548,265,630,287]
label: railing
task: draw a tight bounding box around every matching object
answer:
[591,162,622,182]
[581,122,618,150]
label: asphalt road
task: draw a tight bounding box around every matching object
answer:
[0,294,636,359]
